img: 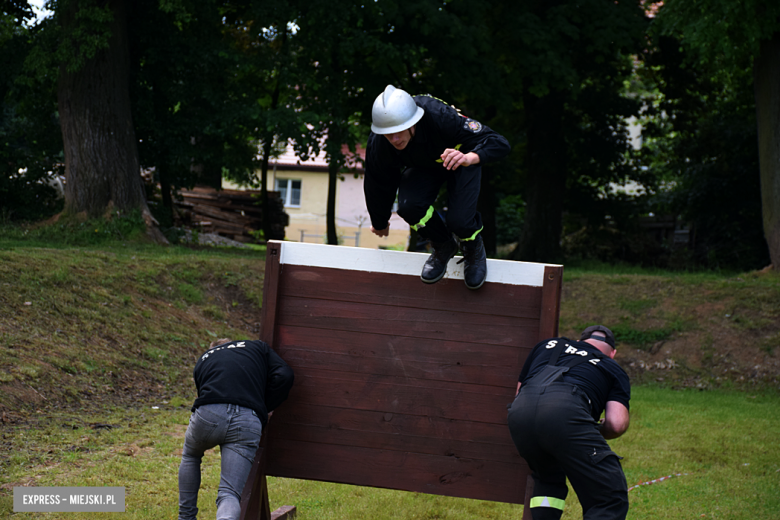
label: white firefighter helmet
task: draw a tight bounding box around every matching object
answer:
[371,85,425,135]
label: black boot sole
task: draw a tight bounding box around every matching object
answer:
[421,271,447,284]
[465,276,486,290]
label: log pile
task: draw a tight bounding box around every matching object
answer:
[174,186,288,242]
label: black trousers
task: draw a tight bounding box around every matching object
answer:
[507,383,628,520]
[395,164,483,243]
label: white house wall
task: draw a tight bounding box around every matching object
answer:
[223,142,410,249]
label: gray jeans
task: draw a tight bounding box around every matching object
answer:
[178,404,263,520]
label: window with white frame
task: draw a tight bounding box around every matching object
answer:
[275,178,301,207]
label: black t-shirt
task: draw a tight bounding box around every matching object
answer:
[191,340,294,427]
[518,337,630,420]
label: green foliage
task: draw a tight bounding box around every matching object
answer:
[495,194,525,246]
[55,0,115,73]
[654,0,780,68]
[1,7,64,222]
[636,33,769,271]
[0,168,63,222]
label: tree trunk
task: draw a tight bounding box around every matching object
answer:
[57,0,162,240]
[511,90,566,263]
[326,158,339,245]
[754,32,780,269]
[260,138,273,242]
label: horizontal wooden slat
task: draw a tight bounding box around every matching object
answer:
[279,265,542,319]
[267,404,519,463]
[276,371,514,424]
[277,297,539,347]
[266,441,527,504]
[276,326,527,388]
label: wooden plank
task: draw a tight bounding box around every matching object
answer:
[179,195,264,215]
[207,221,250,235]
[277,297,539,347]
[277,327,525,388]
[279,265,542,319]
[538,265,563,341]
[523,474,534,520]
[260,243,282,346]
[239,437,271,520]
[189,203,255,224]
[266,441,528,504]
[270,506,296,520]
[266,404,519,462]
[274,371,512,424]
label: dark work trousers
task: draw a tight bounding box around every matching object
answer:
[395,164,483,243]
[507,383,628,520]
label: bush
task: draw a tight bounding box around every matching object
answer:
[495,194,525,246]
[0,168,63,222]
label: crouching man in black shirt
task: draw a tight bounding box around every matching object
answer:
[178,339,294,520]
[508,325,630,520]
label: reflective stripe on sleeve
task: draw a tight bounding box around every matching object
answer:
[530,496,566,510]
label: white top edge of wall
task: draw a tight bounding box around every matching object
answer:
[275,241,560,287]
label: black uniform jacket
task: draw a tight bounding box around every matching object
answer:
[519,337,631,421]
[192,340,294,427]
[364,95,511,231]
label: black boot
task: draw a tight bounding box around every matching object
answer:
[459,234,487,289]
[421,237,459,284]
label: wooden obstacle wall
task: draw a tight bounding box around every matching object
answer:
[250,240,563,515]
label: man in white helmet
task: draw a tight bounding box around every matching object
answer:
[364,85,510,289]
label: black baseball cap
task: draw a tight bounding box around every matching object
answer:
[581,325,616,349]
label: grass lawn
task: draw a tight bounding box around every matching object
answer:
[1,219,779,519]
[2,386,778,519]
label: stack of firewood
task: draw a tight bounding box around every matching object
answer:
[174,186,288,242]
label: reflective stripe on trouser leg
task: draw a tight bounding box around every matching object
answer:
[530,496,566,510]
[410,206,435,231]
[459,226,483,242]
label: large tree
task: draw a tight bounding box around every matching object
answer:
[129,0,271,227]
[635,33,769,271]
[52,0,162,239]
[654,0,780,269]
[484,0,647,263]
[221,2,322,241]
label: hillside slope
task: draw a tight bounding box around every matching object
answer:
[1,245,778,425]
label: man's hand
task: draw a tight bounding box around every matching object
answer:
[600,401,630,439]
[371,225,389,237]
[441,149,480,170]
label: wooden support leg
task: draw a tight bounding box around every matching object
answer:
[239,435,271,520]
[522,473,534,520]
[239,429,297,520]
[271,505,297,520]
